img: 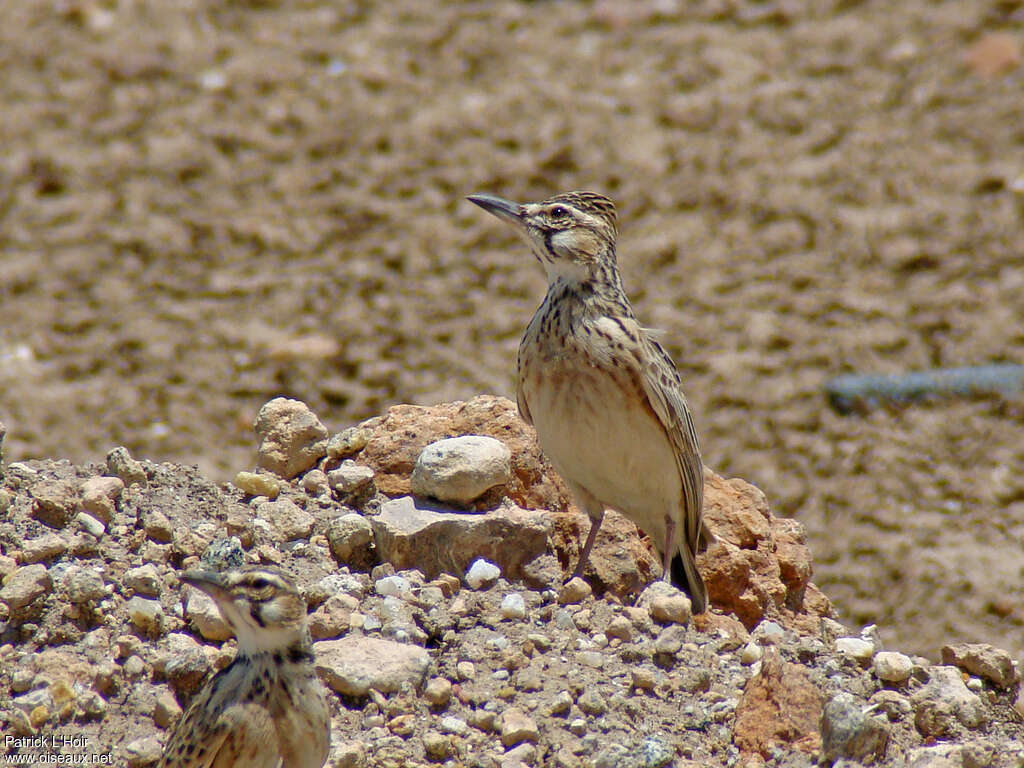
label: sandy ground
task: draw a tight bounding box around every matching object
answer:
[1,0,1022,659]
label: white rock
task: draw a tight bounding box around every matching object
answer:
[126,596,164,635]
[328,460,375,496]
[124,564,163,597]
[500,592,527,620]
[740,642,763,666]
[465,558,501,589]
[375,575,412,598]
[185,589,232,642]
[315,636,431,697]
[836,637,876,665]
[873,651,914,683]
[410,435,511,504]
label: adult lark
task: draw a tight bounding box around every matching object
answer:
[158,566,330,768]
[468,191,708,612]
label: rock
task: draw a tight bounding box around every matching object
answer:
[254,397,329,479]
[500,707,539,747]
[733,648,823,756]
[308,596,351,640]
[29,480,79,528]
[371,496,550,582]
[940,643,1019,688]
[124,564,163,597]
[500,592,527,620]
[820,691,890,763]
[123,736,163,767]
[327,460,375,498]
[106,446,148,487]
[906,743,965,768]
[153,688,183,729]
[352,396,571,510]
[327,422,377,459]
[257,498,315,541]
[327,513,375,570]
[558,577,591,604]
[465,558,501,589]
[126,596,164,636]
[653,625,687,656]
[873,651,914,684]
[233,470,281,499]
[911,666,988,736]
[410,435,512,505]
[315,636,431,697]
[424,677,452,708]
[1,563,52,610]
[80,475,124,523]
[200,537,245,570]
[422,731,452,760]
[142,509,174,543]
[21,533,68,563]
[64,566,106,604]
[606,615,633,641]
[331,741,366,768]
[375,575,412,598]
[639,581,692,625]
[185,588,232,642]
[76,512,106,537]
[162,633,211,696]
[302,468,330,495]
[835,637,876,666]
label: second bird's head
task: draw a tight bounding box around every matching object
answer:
[468,191,619,284]
[180,566,308,654]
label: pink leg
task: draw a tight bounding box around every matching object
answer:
[661,513,675,581]
[572,509,604,579]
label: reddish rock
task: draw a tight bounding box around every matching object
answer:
[733,648,823,757]
[349,396,571,512]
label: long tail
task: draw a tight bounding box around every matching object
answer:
[670,548,707,614]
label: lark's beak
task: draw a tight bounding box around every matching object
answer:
[467,194,523,226]
[180,570,231,602]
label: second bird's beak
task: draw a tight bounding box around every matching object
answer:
[180,570,231,602]
[467,194,523,226]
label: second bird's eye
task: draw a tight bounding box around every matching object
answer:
[250,577,270,590]
[550,205,569,219]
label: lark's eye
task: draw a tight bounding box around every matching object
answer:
[250,577,271,590]
[550,205,569,219]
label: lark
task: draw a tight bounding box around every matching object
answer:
[158,566,330,768]
[468,191,709,612]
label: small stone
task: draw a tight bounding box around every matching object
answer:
[234,471,281,499]
[123,736,163,767]
[632,667,657,691]
[577,689,607,715]
[606,615,633,641]
[465,558,501,589]
[835,637,876,665]
[30,481,79,528]
[80,476,124,523]
[154,689,183,729]
[254,397,329,479]
[375,575,412,598]
[163,634,211,695]
[568,717,587,736]
[410,435,512,504]
[258,498,315,541]
[185,589,232,642]
[124,564,163,597]
[143,510,174,543]
[579,651,604,668]
[873,651,914,684]
[911,666,988,736]
[21,533,68,563]
[500,707,539,747]
[76,512,106,537]
[456,661,476,680]
[548,690,573,715]
[1,564,51,610]
[424,677,453,708]
[740,642,763,665]
[64,566,107,603]
[302,469,330,495]
[500,593,527,620]
[126,596,164,636]
[328,460,376,496]
[201,537,245,571]
[558,577,591,604]
[650,593,692,625]
[640,736,675,768]
[439,715,468,735]
[653,625,687,656]
[422,731,452,760]
[327,423,375,459]
[821,691,890,763]
[106,446,148,487]
[940,643,1019,688]
[387,713,415,736]
[326,513,375,570]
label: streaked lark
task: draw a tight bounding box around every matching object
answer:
[468,191,709,612]
[158,566,330,768]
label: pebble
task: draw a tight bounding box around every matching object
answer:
[76,512,106,538]
[649,593,692,626]
[424,677,453,708]
[124,564,163,597]
[123,736,163,767]
[327,423,375,459]
[632,667,658,691]
[821,692,890,763]
[0,564,52,610]
[254,397,329,479]
[422,731,452,760]
[233,471,281,499]
[500,593,527,620]
[302,468,330,495]
[21,533,68,563]
[375,575,412,598]
[327,513,375,567]
[558,577,591,604]
[835,637,876,665]
[80,476,123,523]
[500,707,539,746]
[579,651,604,668]
[465,558,501,589]
[410,435,512,504]
[106,447,148,487]
[185,589,232,642]
[911,666,989,735]
[548,690,573,715]
[940,642,1019,688]
[578,689,607,715]
[873,651,913,684]
[153,689,183,728]
[740,642,763,665]
[328,460,375,497]
[653,625,687,656]
[64,566,106,604]
[126,596,164,635]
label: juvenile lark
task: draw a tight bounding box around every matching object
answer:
[158,566,330,768]
[468,191,709,612]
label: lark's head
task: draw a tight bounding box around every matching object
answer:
[468,191,618,284]
[181,566,308,654]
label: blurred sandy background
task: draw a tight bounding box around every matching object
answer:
[1,0,1022,659]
